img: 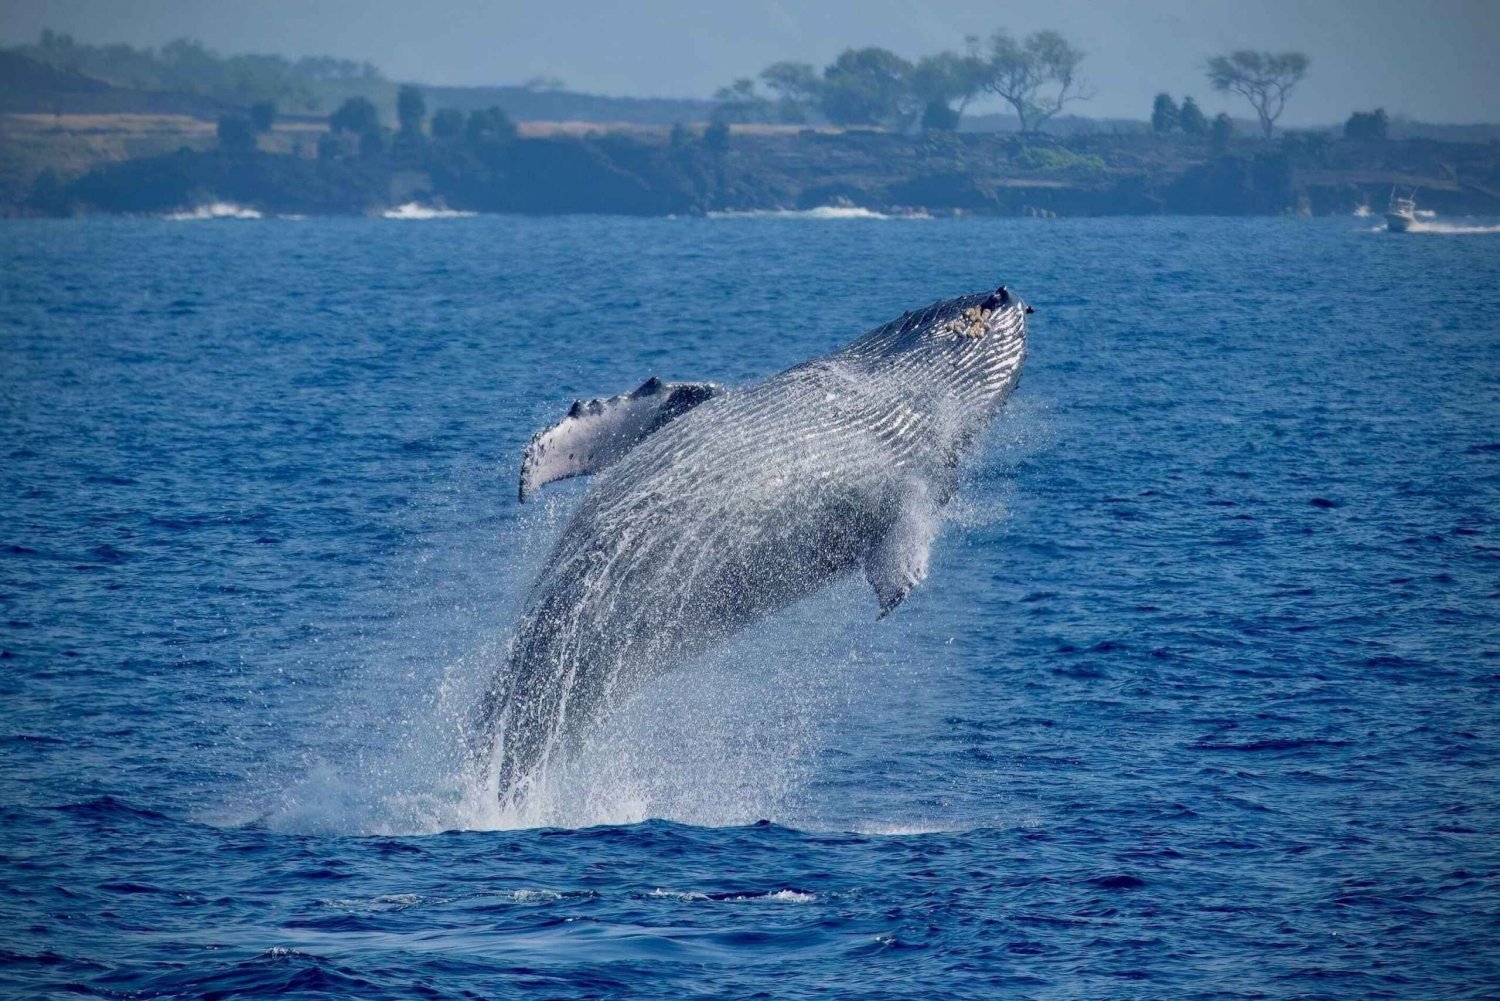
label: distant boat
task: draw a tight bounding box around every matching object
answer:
[1385,187,1418,232]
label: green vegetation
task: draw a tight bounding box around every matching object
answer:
[910,50,987,132]
[703,120,730,153]
[1152,94,1178,134]
[1343,108,1389,140]
[330,97,380,135]
[1207,50,1310,139]
[1210,113,1234,151]
[397,85,426,134]
[980,31,1087,134]
[711,28,1083,134]
[820,48,917,127]
[1179,97,1208,135]
[431,108,464,138]
[215,113,256,155]
[1012,145,1106,174]
[248,101,276,133]
[11,29,383,111]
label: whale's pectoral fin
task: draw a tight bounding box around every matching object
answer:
[519,377,723,501]
[864,483,938,619]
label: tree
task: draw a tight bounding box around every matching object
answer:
[249,101,276,133]
[216,113,257,154]
[669,122,690,150]
[397,84,426,134]
[329,96,379,135]
[712,78,769,124]
[358,127,385,157]
[981,30,1087,134]
[316,131,348,159]
[1210,112,1234,151]
[820,47,915,128]
[1207,50,1310,139]
[464,106,517,144]
[759,61,821,123]
[1179,96,1208,135]
[910,50,987,131]
[430,107,464,138]
[920,100,960,132]
[1343,108,1388,141]
[704,120,730,153]
[1151,92,1179,133]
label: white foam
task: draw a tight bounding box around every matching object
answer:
[262,584,862,836]
[850,822,961,836]
[319,893,427,912]
[648,888,710,901]
[649,888,813,903]
[166,201,262,220]
[510,889,564,903]
[708,205,928,220]
[382,202,478,219]
[1408,219,1500,234]
[758,889,815,903]
[1374,217,1500,235]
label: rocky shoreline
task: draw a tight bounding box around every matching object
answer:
[11,126,1500,220]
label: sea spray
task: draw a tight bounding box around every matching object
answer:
[259,476,866,835]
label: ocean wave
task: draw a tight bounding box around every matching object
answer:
[1409,220,1500,234]
[649,888,814,903]
[708,205,928,220]
[166,202,262,220]
[1366,217,1500,235]
[382,203,478,219]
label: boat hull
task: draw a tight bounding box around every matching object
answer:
[1385,212,1414,232]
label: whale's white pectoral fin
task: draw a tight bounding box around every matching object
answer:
[865,483,938,618]
[519,377,723,501]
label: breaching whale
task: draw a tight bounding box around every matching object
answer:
[477,286,1033,808]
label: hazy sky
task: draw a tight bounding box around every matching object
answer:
[4,0,1498,124]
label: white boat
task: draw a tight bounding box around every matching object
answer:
[1385,187,1418,232]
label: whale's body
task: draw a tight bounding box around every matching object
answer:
[479,287,1031,806]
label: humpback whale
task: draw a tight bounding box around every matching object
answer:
[478,286,1033,808]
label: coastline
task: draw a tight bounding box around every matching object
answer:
[7,123,1499,221]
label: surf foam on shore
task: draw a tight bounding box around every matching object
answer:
[166,202,263,220]
[382,202,478,219]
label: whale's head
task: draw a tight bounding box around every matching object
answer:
[850,285,1033,412]
[873,285,1032,407]
[929,285,1033,341]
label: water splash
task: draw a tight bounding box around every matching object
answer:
[1408,219,1500,234]
[166,202,262,220]
[262,305,1034,837]
[1365,217,1500,235]
[264,591,863,835]
[382,203,479,219]
[708,205,929,220]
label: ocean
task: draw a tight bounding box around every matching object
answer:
[2,213,1497,998]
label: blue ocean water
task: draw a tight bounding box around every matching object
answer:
[2,213,1498,999]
